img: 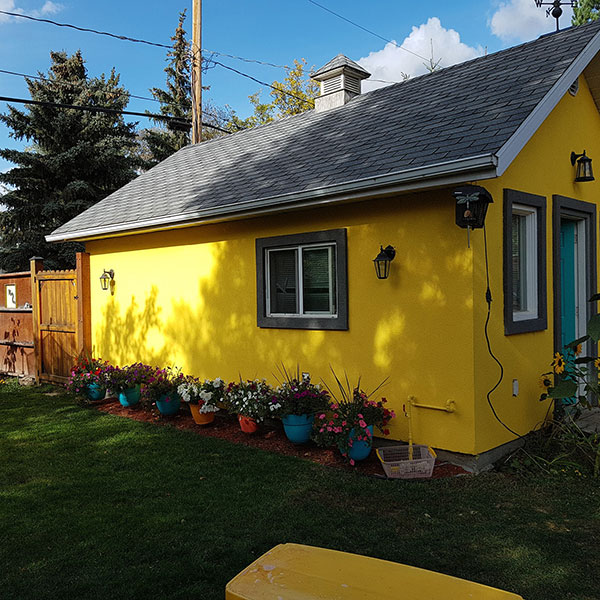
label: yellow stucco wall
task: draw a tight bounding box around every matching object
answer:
[86,74,600,456]
[87,194,476,453]
[471,74,600,453]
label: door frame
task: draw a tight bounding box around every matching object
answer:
[552,195,597,353]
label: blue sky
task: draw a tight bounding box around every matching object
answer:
[0,0,576,174]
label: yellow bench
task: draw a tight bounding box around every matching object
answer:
[226,544,524,600]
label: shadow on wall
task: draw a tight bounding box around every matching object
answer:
[96,286,169,367]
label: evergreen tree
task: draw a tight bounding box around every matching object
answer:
[143,11,193,166]
[572,0,600,25]
[0,51,139,270]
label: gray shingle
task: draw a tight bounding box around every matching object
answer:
[51,21,600,239]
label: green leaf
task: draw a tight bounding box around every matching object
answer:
[548,379,578,399]
[588,293,600,302]
[587,314,600,342]
[565,335,590,349]
[575,356,596,364]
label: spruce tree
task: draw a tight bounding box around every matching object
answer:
[143,11,193,166]
[0,51,139,270]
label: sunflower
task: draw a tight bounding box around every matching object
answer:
[575,344,583,356]
[551,352,565,375]
[538,374,552,390]
[595,357,600,370]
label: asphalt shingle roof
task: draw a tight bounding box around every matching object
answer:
[312,54,370,78]
[51,21,600,239]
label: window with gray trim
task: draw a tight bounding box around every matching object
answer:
[503,189,547,335]
[256,229,348,330]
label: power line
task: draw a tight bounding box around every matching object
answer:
[306,0,433,64]
[0,67,234,127]
[0,10,288,69]
[212,60,314,108]
[0,95,232,134]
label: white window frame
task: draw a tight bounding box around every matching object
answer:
[512,204,539,322]
[265,242,337,318]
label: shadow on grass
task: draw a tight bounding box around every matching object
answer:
[1,387,598,600]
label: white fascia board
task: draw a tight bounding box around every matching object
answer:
[496,28,600,176]
[45,154,498,243]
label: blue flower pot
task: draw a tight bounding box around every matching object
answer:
[87,383,105,401]
[282,413,315,444]
[347,425,374,462]
[118,385,141,407]
[156,393,180,416]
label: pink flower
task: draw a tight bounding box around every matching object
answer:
[357,413,364,419]
[342,420,347,426]
[318,414,326,420]
[350,459,355,466]
[359,419,367,428]
[327,426,332,432]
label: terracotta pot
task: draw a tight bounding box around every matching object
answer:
[190,405,216,425]
[238,414,259,434]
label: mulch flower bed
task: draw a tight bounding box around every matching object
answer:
[94,398,469,479]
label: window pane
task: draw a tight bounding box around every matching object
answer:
[302,246,335,313]
[512,214,528,312]
[269,249,298,314]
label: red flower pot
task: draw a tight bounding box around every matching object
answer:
[238,415,258,434]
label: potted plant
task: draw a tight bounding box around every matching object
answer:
[178,376,222,425]
[225,378,278,433]
[142,366,185,416]
[105,362,154,407]
[66,355,109,401]
[313,373,395,465]
[273,367,330,444]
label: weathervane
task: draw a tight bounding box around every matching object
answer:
[534,1,578,32]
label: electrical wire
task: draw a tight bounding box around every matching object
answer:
[0,10,288,69]
[0,94,232,134]
[306,0,433,64]
[0,68,236,130]
[212,60,314,108]
[482,223,523,438]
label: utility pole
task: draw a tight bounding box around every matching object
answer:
[192,0,202,143]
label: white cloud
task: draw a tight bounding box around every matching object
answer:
[0,0,63,24]
[358,17,483,92]
[489,0,574,43]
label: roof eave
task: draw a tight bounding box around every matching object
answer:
[46,154,498,243]
[496,26,600,176]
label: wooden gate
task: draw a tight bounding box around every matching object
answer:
[31,253,91,383]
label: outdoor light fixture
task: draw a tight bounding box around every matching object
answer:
[453,184,494,247]
[571,150,595,182]
[373,245,396,280]
[99,269,114,292]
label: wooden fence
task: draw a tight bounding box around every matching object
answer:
[30,253,91,384]
[0,271,35,377]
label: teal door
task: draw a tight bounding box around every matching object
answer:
[560,219,577,349]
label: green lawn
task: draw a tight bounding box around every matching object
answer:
[1,384,599,600]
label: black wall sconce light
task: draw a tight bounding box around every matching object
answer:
[373,245,396,279]
[571,150,595,182]
[99,269,115,292]
[453,184,494,247]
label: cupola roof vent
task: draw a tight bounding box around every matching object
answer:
[311,54,371,113]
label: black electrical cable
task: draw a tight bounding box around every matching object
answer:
[0,95,232,134]
[482,223,524,438]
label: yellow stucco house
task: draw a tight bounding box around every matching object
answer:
[49,21,600,469]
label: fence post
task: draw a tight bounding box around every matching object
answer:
[29,257,44,383]
[76,252,91,358]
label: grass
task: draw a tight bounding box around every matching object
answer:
[1,383,599,600]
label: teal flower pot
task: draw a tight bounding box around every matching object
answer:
[282,414,315,444]
[347,425,374,462]
[119,385,141,407]
[87,383,105,401]
[156,393,180,416]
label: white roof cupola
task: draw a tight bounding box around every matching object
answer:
[311,54,371,113]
